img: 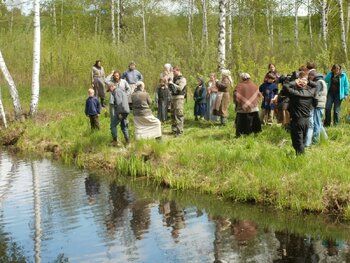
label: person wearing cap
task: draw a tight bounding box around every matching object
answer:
[122,62,143,106]
[168,66,187,136]
[234,73,262,137]
[213,69,232,125]
[131,81,162,140]
[283,71,317,155]
[107,80,130,146]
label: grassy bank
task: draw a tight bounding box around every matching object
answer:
[1,85,350,218]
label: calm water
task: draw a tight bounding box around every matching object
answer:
[0,150,350,263]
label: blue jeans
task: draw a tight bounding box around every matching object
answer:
[305,110,314,147]
[325,92,342,126]
[110,105,129,141]
[313,108,328,143]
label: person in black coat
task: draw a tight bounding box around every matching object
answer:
[283,72,317,155]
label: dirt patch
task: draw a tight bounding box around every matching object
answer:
[322,183,350,216]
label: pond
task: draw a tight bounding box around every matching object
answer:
[0,150,350,263]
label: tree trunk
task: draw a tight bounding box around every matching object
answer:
[337,0,348,62]
[218,0,227,70]
[30,0,41,116]
[347,0,350,41]
[188,0,194,48]
[117,0,121,44]
[0,50,22,120]
[308,0,313,48]
[294,0,299,48]
[141,0,147,52]
[111,0,116,45]
[60,0,63,34]
[321,0,328,49]
[228,0,233,51]
[0,88,7,128]
[52,2,57,35]
[202,0,209,47]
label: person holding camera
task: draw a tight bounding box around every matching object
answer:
[283,71,317,155]
[168,66,187,136]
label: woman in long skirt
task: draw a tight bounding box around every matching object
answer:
[91,60,106,107]
[132,82,162,140]
[155,78,171,122]
[205,73,219,122]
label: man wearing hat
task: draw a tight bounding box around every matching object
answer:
[122,61,144,106]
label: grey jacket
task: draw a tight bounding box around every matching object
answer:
[111,88,130,114]
[314,74,328,109]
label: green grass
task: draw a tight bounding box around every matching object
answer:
[2,85,350,218]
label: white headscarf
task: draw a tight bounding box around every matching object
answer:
[164,63,172,71]
[239,72,251,81]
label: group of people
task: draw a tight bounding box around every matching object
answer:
[86,60,349,154]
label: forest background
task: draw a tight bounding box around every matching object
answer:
[0,0,348,91]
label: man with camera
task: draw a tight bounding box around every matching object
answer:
[168,66,187,136]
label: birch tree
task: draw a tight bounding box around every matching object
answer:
[266,2,274,50]
[228,0,233,51]
[347,0,350,40]
[30,0,41,116]
[308,0,313,48]
[117,0,120,44]
[52,1,57,35]
[188,0,194,48]
[294,0,300,48]
[111,0,116,45]
[202,0,209,48]
[320,0,329,49]
[0,50,22,120]
[336,0,348,62]
[0,88,7,128]
[141,0,147,51]
[218,0,227,70]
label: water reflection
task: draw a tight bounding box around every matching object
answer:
[1,150,350,262]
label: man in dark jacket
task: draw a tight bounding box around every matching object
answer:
[107,83,130,146]
[284,72,317,155]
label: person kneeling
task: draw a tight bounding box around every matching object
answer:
[131,82,162,140]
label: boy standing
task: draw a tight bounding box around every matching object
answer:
[259,73,278,125]
[85,88,101,130]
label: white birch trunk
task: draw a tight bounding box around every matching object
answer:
[60,0,63,34]
[271,11,274,50]
[218,0,227,70]
[294,0,299,48]
[202,0,209,47]
[111,0,116,45]
[347,0,350,40]
[228,0,233,51]
[321,0,328,49]
[308,0,313,48]
[337,0,348,61]
[0,50,22,119]
[266,7,272,47]
[52,2,57,35]
[188,0,194,47]
[30,0,41,116]
[0,88,7,129]
[141,0,147,51]
[117,0,120,44]
[95,13,98,37]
